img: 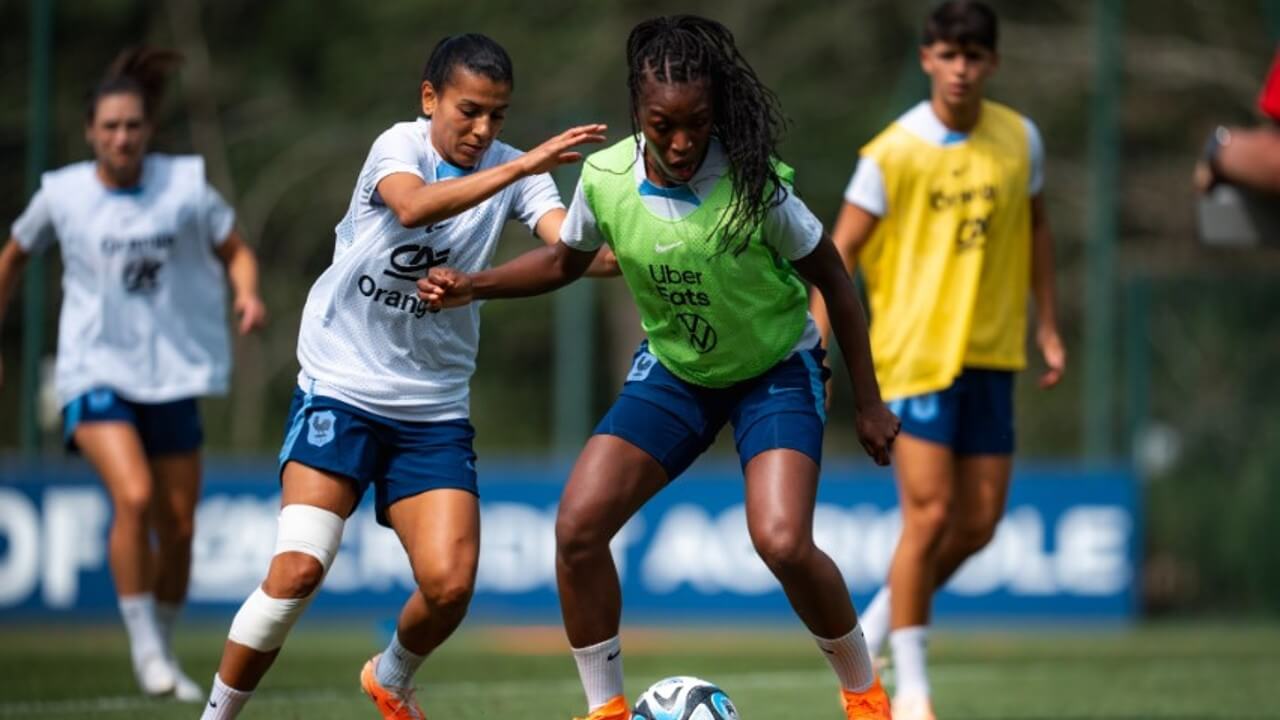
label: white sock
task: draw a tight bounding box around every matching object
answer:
[814,624,876,693]
[118,594,165,665]
[571,635,624,711]
[889,626,930,701]
[200,674,252,720]
[860,587,891,657]
[156,602,181,657]
[375,632,427,689]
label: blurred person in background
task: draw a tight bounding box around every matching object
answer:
[1195,48,1280,195]
[199,33,611,720]
[0,47,266,701]
[419,15,900,720]
[810,2,1064,718]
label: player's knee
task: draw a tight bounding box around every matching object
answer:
[555,512,608,568]
[750,523,814,574]
[902,499,953,545]
[112,485,154,523]
[155,515,195,549]
[226,504,345,652]
[415,565,475,612]
[952,519,998,556]
[263,552,327,598]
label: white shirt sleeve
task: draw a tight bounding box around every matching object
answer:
[509,170,565,233]
[366,126,425,203]
[843,156,887,217]
[762,187,823,261]
[1025,117,1045,196]
[559,179,605,252]
[11,188,57,253]
[204,183,236,246]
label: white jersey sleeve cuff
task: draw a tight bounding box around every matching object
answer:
[559,180,605,252]
[11,188,56,253]
[843,156,887,217]
[1024,116,1045,196]
[765,188,824,261]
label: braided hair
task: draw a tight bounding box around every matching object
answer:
[626,15,788,257]
[86,47,183,122]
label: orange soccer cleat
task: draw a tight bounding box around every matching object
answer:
[573,694,633,720]
[841,677,893,719]
[361,654,427,719]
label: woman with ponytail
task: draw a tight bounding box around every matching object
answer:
[0,47,266,700]
[419,16,898,720]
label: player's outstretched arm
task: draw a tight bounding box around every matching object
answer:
[794,235,899,466]
[809,202,878,345]
[379,124,607,229]
[417,240,598,309]
[0,238,32,389]
[533,209,619,278]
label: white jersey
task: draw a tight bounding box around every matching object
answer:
[10,154,235,406]
[295,118,563,422]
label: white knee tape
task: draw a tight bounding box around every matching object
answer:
[273,503,346,570]
[227,586,316,651]
[225,504,346,652]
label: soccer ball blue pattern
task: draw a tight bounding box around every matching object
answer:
[632,676,740,720]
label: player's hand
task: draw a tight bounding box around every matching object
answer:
[417,267,474,310]
[1036,324,1066,389]
[234,293,267,336]
[519,124,608,175]
[854,401,900,466]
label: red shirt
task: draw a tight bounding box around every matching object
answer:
[1260,48,1280,121]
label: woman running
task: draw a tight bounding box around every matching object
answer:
[0,47,266,701]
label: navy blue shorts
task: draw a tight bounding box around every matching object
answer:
[887,368,1015,455]
[62,388,202,457]
[594,341,830,480]
[278,387,479,527]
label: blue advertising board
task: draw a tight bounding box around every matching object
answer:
[0,461,1139,622]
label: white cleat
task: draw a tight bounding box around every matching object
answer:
[169,662,205,702]
[133,654,177,697]
[892,694,938,720]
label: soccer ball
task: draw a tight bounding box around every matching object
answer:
[632,676,739,720]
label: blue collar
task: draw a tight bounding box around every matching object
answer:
[638,178,701,206]
[436,160,474,179]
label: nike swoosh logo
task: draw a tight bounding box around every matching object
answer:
[209,700,219,708]
[768,385,798,395]
[606,650,621,661]
[654,241,683,254]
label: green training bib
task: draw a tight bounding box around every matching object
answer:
[581,138,809,388]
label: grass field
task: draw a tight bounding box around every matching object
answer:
[1,622,1278,719]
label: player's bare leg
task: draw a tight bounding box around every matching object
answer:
[743,449,888,719]
[361,489,480,719]
[932,454,1013,583]
[76,422,173,696]
[884,434,956,717]
[557,435,668,719]
[148,451,204,700]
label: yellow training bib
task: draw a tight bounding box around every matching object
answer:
[858,100,1033,399]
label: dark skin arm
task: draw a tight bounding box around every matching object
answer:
[792,236,900,465]
[416,239,599,306]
